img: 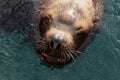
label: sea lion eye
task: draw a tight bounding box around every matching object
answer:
[39,15,52,34]
[40,17,48,25]
[75,27,82,34]
[40,15,52,26]
[76,27,81,31]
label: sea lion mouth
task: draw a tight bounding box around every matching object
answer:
[35,33,82,66]
[37,44,82,66]
[40,52,71,66]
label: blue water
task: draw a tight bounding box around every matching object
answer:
[0,0,120,80]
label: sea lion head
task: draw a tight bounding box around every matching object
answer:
[36,0,95,66]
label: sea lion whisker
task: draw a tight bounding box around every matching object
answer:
[61,51,64,58]
[65,47,76,59]
[69,49,77,56]
[60,52,63,58]
[36,39,46,44]
[39,37,46,41]
[42,47,46,51]
[75,51,82,54]
[41,46,45,50]
[37,44,46,51]
[66,50,75,61]
[42,45,46,50]
[64,53,67,59]
[64,51,71,59]
[36,45,43,49]
[37,46,45,51]
[38,44,45,48]
[62,51,67,59]
[36,9,41,12]
[74,51,82,56]
[36,41,44,43]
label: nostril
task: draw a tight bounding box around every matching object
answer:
[50,41,54,48]
[50,33,65,49]
[56,43,61,49]
[50,40,62,49]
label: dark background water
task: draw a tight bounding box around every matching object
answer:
[0,0,120,80]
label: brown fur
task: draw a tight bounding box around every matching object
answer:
[37,0,104,65]
[39,0,95,32]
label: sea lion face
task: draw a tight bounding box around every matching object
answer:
[36,0,95,65]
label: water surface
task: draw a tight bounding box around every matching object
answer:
[0,0,120,80]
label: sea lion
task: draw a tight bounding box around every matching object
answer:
[0,0,103,66]
[35,0,104,65]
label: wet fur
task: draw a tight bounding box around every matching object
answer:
[38,0,103,45]
[0,0,104,66]
[37,0,104,65]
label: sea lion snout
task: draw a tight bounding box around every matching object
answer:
[50,32,65,49]
[46,28,74,50]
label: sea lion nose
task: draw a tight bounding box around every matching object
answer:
[50,32,65,49]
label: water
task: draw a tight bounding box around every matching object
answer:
[0,0,120,80]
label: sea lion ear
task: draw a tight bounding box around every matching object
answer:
[75,27,83,34]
